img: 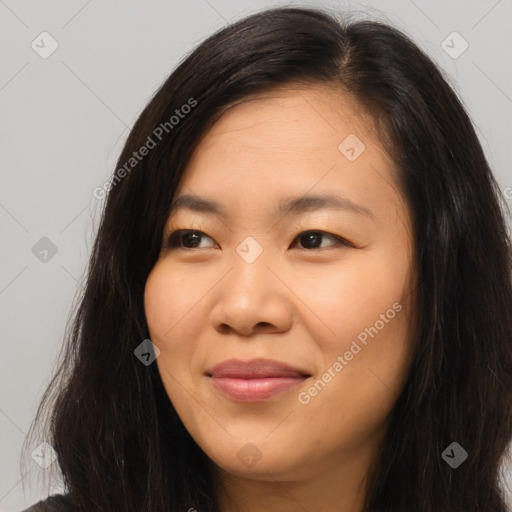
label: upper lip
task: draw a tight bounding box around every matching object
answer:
[206,358,311,379]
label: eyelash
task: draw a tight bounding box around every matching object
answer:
[163,229,353,251]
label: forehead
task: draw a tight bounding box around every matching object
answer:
[172,84,404,225]
[203,84,375,150]
[183,85,386,171]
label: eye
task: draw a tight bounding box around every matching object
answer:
[290,230,351,250]
[164,230,217,249]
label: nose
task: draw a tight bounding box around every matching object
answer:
[209,248,293,337]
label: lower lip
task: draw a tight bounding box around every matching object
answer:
[209,376,308,402]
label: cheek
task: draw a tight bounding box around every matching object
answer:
[144,260,206,341]
[289,251,410,354]
[145,263,180,333]
[294,250,413,423]
[144,262,221,441]
[144,262,200,375]
[144,265,191,414]
[297,304,411,458]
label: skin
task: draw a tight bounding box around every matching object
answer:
[144,84,417,512]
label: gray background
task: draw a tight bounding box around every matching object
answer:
[1,1,511,511]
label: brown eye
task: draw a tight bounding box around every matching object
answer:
[291,230,350,250]
[165,230,216,249]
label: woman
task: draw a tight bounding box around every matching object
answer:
[21,6,512,512]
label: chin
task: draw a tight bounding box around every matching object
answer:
[204,439,309,480]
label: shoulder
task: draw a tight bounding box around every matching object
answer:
[20,494,75,512]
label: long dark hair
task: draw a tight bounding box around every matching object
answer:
[23,6,512,511]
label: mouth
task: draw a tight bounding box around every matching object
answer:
[205,358,311,403]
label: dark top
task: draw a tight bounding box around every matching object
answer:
[20,494,74,512]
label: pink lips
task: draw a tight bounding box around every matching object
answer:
[206,358,310,402]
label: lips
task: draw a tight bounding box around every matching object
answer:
[206,358,311,402]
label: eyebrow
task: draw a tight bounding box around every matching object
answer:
[169,193,374,219]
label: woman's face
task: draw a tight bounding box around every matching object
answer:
[144,85,416,483]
